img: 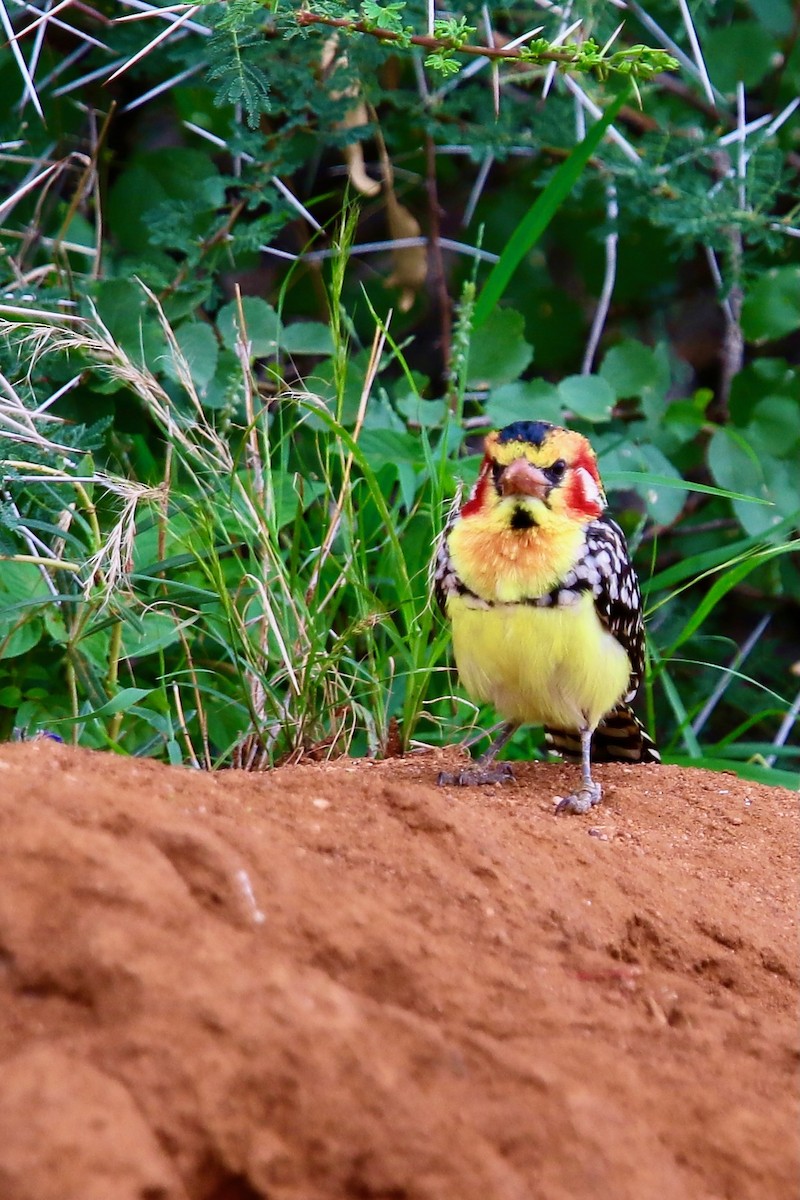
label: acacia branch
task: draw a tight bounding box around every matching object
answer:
[296,11,551,61]
[295,11,646,70]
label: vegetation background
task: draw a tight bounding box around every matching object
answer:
[0,0,798,785]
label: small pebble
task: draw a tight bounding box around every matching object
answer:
[588,827,610,841]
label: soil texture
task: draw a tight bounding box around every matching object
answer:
[0,741,797,1200]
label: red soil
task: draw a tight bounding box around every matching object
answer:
[0,740,797,1200]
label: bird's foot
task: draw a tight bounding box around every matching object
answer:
[554,781,602,815]
[437,763,515,788]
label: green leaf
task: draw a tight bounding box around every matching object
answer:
[50,687,155,724]
[281,322,335,355]
[352,427,423,511]
[361,393,407,434]
[207,45,271,129]
[106,150,224,254]
[663,398,708,444]
[121,611,189,658]
[309,355,378,427]
[747,0,794,35]
[605,469,773,506]
[0,560,53,604]
[167,739,184,766]
[763,458,800,526]
[748,395,800,459]
[148,148,225,206]
[704,21,775,90]
[472,88,629,329]
[167,322,219,392]
[466,308,533,387]
[395,395,448,428]
[93,279,165,366]
[600,340,665,399]
[43,608,68,645]
[106,165,166,255]
[557,374,615,421]
[217,297,282,357]
[267,471,327,528]
[0,617,43,659]
[357,428,422,469]
[601,445,683,525]
[484,379,561,428]
[742,267,800,342]
[707,427,779,536]
[202,349,242,411]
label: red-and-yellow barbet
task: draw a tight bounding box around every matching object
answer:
[434,420,659,814]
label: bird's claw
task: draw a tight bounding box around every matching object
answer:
[437,763,515,787]
[554,782,602,815]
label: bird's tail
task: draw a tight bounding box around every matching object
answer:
[545,704,660,764]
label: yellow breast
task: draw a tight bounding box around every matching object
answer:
[447,593,630,731]
[447,503,586,602]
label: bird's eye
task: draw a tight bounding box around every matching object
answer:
[491,461,504,492]
[546,459,567,484]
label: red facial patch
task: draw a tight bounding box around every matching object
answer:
[461,458,492,518]
[573,442,599,477]
[564,461,604,520]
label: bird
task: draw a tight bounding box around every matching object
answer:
[433,419,659,814]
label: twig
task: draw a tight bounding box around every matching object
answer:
[691,614,771,736]
[177,621,212,769]
[0,0,44,119]
[462,153,494,228]
[257,236,499,264]
[114,0,210,37]
[542,9,579,99]
[1,489,60,598]
[615,0,724,104]
[424,134,451,369]
[562,74,641,165]
[294,10,671,75]
[105,4,201,83]
[481,4,499,117]
[765,685,800,769]
[122,62,204,113]
[582,182,618,373]
[296,10,570,62]
[182,120,323,230]
[715,84,747,417]
[676,0,715,106]
[430,22,545,104]
[172,681,201,769]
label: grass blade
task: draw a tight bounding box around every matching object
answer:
[606,470,774,506]
[472,87,629,328]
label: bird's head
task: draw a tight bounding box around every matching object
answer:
[461,420,606,528]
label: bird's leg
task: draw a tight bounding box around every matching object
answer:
[555,725,602,815]
[438,722,518,787]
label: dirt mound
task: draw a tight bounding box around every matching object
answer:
[0,742,797,1200]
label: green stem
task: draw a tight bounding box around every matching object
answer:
[298,12,618,67]
[107,619,124,743]
[73,481,101,550]
[65,654,79,746]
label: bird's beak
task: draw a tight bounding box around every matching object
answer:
[500,457,550,500]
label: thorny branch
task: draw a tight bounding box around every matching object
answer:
[294,11,677,78]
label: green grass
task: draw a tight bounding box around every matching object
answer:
[1,0,798,787]
[1,273,797,790]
